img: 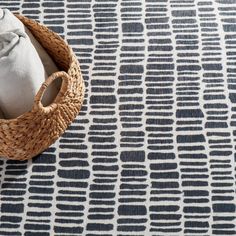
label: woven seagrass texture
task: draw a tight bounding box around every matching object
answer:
[0,14,85,161]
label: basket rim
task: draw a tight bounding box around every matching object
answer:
[0,14,74,123]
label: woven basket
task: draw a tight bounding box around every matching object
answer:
[0,14,85,161]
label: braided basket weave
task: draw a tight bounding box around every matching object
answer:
[0,14,85,161]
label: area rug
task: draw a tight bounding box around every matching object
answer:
[0,0,236,235]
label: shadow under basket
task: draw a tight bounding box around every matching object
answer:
[0,14,85,161]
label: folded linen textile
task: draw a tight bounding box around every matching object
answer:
[0,9,60,119]
[25,27,59,77]
[0,9,24,32]
[24,27,61,105]
[0,30,60,119]
[0,30,47,119]
[0,8,59,76]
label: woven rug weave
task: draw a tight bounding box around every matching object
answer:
[0,0,236,235]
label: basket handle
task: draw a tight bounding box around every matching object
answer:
[34,71,70,114]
